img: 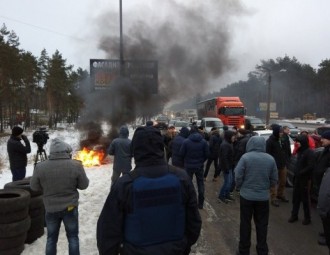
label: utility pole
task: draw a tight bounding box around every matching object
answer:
[119,0,124,76]
[257,66,286,126]
[266,72,271,126]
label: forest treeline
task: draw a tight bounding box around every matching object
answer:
[1,23,330,134]
[0,24,89,132]
[171,56,330,120]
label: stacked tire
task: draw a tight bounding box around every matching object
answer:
[0,189,31,255]
[4,177,45,244]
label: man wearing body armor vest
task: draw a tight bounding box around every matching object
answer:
[97,126,202,255]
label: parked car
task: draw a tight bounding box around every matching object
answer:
[314,124,330,137]
[173,120,190,132]
[268,120,300,138]
[156,115,169,124]
[253,130,294,153]
[168,119,177,127]
[245,116,266,130]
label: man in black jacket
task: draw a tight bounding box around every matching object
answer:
[314,131,330,246]
[266,124,288,207]
[7,126,31,181]
[97,126,202,255]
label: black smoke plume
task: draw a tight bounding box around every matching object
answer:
[79,0,245,133]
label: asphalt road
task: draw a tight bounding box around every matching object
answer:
[190,175,329,255]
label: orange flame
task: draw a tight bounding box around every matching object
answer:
[74,147,105,167]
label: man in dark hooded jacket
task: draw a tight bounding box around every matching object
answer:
[97,126,201,255]
[7,126,31,181]
[266,124,287,207]
[171,126,190,168]
[218,130,236,203]
[107,125,132,186]
[180,126,209,209]
[314,131,330,246]
[204,127,222,181]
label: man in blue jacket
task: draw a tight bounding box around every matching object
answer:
[180,126,209,209]
[235,136,278,255]
[171,126,190,168]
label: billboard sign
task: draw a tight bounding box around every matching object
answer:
[259,102,276,112]
[90,59,158,93]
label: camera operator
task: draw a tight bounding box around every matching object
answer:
[7,126,31,181]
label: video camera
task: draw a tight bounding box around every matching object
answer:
[32,127,49,149]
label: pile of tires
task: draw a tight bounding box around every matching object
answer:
[4,177,45,244]
[0,189,31,255]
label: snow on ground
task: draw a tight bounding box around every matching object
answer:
[0,125,204,255]
[0,126,115,254]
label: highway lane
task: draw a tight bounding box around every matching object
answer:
[191,177,328,255]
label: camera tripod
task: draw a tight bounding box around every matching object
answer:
[34,145,48,167]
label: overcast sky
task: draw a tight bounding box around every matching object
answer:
[1,0,330,93]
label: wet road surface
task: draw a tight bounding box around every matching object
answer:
[191,176,328,255]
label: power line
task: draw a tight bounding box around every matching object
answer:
[0,14,87,42]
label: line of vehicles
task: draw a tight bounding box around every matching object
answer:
[159,96,328,141]
[156,96,330,202]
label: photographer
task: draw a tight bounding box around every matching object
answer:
[7,126,31,181]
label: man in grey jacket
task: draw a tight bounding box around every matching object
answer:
[31,138,89,255]
[235,136,278,255]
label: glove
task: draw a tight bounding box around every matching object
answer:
[21,135,28,141]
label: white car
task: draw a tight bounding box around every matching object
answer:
[174,121,190,132]
[253,130,294,153]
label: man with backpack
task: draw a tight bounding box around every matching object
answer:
[96,126,202,255]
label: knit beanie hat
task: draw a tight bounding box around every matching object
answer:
[321,131,330,140]
[12,126,23,136]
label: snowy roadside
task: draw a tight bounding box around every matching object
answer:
[0,126,206,255]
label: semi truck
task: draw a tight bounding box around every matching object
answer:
[197,97,245,128]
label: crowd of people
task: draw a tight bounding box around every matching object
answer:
[151,121,330,255]
[5,122,330,255]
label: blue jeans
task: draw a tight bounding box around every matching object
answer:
[219,170,233,198]
[45,207,80,255]
[11,167,26,181]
